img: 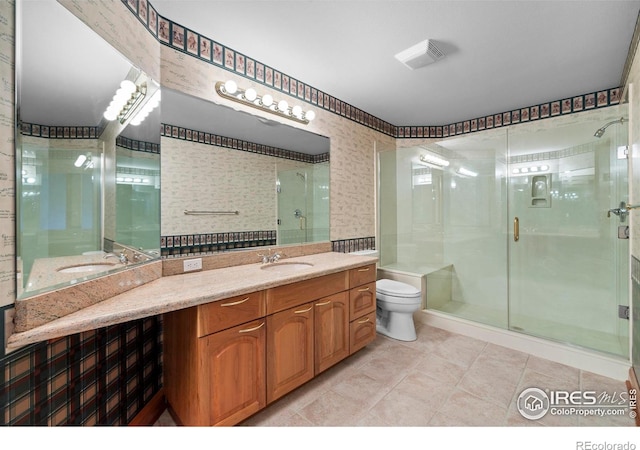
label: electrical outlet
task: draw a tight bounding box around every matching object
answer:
[183,258,202,272]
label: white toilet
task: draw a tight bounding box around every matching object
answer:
[375,279,422,341]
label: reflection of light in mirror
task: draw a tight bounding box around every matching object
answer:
[457,167,478,177]
[74,154,87,167]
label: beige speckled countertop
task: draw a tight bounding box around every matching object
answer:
[7,252,377,348]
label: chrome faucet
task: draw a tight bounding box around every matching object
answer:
[104,252,129,264]
[258,249,284,264]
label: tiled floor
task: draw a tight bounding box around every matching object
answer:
[154,322,635,427]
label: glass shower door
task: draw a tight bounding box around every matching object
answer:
[507,109,629,357]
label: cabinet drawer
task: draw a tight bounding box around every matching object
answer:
[266,271,349,315]
[350,311,376,354]
[349,282,376,321]
[349,264,376,288]
[197,291,265,337]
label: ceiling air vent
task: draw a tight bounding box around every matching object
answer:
[394,39,445,70]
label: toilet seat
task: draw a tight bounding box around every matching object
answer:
[376,279,420,298]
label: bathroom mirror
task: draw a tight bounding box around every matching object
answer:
[160,88,330,256]
[16,0,161,298]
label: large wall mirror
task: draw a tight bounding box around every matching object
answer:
[16,0,161,298]
[160,88,330,256]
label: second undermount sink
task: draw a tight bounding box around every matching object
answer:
[57,263,117,273]
[260,261,314,273]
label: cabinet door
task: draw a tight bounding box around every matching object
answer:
[202,319,266,426]
[266,302,314,403]
[314,292,349,374]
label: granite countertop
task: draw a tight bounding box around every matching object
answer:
[8,251,377,348]
[24,253,126,294]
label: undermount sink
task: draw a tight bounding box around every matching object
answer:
[260,262,314,273]
[57,263,117,273]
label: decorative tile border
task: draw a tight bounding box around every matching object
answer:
[0,314,162,425]
[161,230,277,258]
[19,122,102,139]
[396,88,622,140]
[332,236,376,253]
[122,1,623,142]
[116,135,160,154]
[162,123,329,164]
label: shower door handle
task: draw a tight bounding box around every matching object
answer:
[514,217,519,242]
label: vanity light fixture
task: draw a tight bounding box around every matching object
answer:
[215,80,316,125]
[130,89,161,126]
[103,80,147,125]
[419,153,450,168]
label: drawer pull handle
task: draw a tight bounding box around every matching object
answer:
[239,322,264,333]
[220,297,250,307]
[357,287,370,292]
[315,300,331,307]
[295,306,313,314]
[357,268,370,272]
[357,317,371,324]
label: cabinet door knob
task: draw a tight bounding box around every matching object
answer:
[315,300,331,307]
[220,297,250,307]
[357,317,371,324]
[357,287,370,292]
[357,268,370,272]
[238,322,264,333]
[294,306,313,314]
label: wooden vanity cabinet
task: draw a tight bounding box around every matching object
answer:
[348,264,377,354]
[164,263,376,426]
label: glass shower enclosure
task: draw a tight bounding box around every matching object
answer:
[378,104,630,358]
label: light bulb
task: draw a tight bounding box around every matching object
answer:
[292,105,303,117]
[103,109,118,121]
[224,80,238,94]
[120,80,136,94]
[244,88,257,102]
[305,110,316,121]
[261,94,273,107]
[277,100,289,112]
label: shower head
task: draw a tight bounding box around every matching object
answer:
[594,117,626,138]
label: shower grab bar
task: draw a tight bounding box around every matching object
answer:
[513,217,519,242]
[184,210,239,215]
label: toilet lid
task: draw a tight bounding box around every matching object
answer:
[376,279,421,298]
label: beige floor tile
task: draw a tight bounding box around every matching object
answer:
[431,333,487,369]
[458,353,526,408]
[297,390,369,426]
[526,355,580,384]
[414,352,467,385]
[429,388,508,426]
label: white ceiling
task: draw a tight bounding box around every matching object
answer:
[151,0,640,126]
[18,0,640,146]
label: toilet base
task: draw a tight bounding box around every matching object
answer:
[376,309,417,341]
